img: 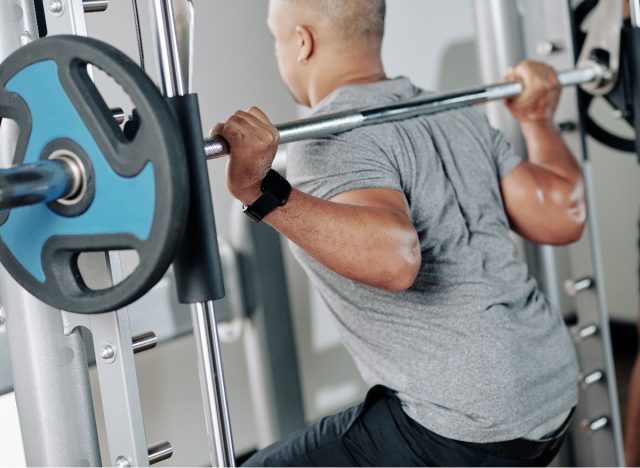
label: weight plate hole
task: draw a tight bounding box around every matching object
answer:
[0,117,19,160]
[86,65,136,141]
[77,250,139,290]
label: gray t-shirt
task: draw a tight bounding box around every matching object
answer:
[286,77,578,443]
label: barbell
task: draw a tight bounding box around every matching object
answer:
[2,65,608,207]
[0,34,611,314]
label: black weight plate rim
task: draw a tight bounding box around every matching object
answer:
[0,35,189,314]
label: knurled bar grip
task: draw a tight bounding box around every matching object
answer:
[204,66,604,159]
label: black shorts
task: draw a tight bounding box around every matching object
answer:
[242,385,570,467]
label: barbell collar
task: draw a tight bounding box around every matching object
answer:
[204,66,606,160]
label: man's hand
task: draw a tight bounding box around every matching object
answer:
[502,60,561,123]
[210,107,280,205]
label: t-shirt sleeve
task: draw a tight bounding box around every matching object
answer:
[286,133,403,200]
[489,125,524,180]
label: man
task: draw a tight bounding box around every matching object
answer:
[212,0,585,465]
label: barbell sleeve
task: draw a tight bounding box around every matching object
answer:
[204,66,605,160]
[0,159,78,210]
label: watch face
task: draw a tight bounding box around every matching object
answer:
[262,170,292,202]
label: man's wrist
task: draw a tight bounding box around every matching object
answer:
[233,184,262,206]
[519,119,557,134]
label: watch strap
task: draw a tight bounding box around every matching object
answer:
[242,170,291,222]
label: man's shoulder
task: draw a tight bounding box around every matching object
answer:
[313,76,424,115]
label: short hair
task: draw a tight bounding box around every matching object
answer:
[285,0,386,41]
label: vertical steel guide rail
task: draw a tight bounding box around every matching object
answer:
[151,0,236,466]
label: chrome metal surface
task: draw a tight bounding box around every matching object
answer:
[192,301,236,467]
[572,323,599,342]
[147,441,173,465]
[172,0,194,92]
[112,107,126,125]
[48,149,86,205]
[579,370,605,389]
[132,331,158,353]
[151,0,186,98]
[83,0,108,12]
[151,1,236,464]
[99,342,117,362]
[204,67,603,160]
[577,0,623,95]
[0,159,75,210]
[564,276,595,297]
[582,416,610,433]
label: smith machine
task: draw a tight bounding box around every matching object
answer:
[0,0,638,466]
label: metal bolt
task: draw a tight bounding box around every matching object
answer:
[48,0,64,16]
[564,276,594,297]
[536,40,562,57]
[581,416,609,433]
[148,441,173,465]
[132,331,158,354]
[571,323,599,342]
[579,369,605,389]
[115,455,132,468]
[99,343,117,363]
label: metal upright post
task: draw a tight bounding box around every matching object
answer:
[473,0,575,318]
[473,1,624,465]
[151,0,236,465]
[0,1,100,465]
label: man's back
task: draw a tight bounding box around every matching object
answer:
[286,77,579,443]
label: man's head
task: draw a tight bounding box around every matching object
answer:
[267,0,386,107]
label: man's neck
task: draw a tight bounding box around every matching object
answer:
[307,54,386,107]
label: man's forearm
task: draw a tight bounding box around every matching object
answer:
[256,189,421,291]
[520,120,581,182]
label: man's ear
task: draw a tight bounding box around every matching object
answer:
[295,25,314,64]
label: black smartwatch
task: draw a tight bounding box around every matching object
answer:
[242,169,292,222]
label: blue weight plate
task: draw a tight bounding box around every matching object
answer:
[0,36,189,314]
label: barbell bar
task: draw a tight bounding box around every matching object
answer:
[203,66,607,159]
[0,65,607,211]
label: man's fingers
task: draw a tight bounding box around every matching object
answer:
[209,122,225,137]
[237,109,280,141]
[216,110,278,149]
[247,106,270,123]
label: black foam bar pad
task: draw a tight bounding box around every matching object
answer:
[168,94,225,303]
